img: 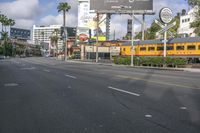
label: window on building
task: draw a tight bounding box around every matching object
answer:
[176,46,185,50]
[148,47,155,51]
[188,18,190,22]
[123,48,126,51]
[182,19,184,23]
[167,46,174,50]
[157,46,164,51]
[187,45,196,50]
[140,47,146,51]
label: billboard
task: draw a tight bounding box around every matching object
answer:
[76,27,91,42]
[78,0,106,38]
[10,27,31,40]
[90,0,153,11]
[61,27,76,38]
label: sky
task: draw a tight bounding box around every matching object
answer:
[0,0,189,39]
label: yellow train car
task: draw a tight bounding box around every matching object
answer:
[120,37,200,58]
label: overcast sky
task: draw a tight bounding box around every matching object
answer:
[0,0,189,39]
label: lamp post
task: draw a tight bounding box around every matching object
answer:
[131,10,135,67]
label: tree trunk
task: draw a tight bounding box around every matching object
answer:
[63,11,66,27]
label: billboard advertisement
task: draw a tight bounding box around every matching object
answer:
[78,0,106,39]
[76,27,91,42]
[10,27,31,40]
[90,0,153,11]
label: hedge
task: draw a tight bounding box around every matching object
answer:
[114,56,187,67]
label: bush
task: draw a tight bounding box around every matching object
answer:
[114,56,187,67]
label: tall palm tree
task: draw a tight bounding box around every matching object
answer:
[4,18,15,32]
[57,2,71,59]
[57,2,71,28]
[0,14,8,32]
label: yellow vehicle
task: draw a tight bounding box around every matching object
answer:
[120,37,200,58]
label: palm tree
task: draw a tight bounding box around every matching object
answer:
[0,14,8,32]
[57,2,71,28]
[57,2,71,59]
[50,29,60,56]
[4,18,15,32]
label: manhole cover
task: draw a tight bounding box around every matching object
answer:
[4,83,19,87]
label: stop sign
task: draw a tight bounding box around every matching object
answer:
[79,34,88,42]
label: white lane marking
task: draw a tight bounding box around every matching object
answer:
[21,67,35,70]
[108,86,140,97]
[65,74,77,79]
[43,69,50,72]
[4,83,18,87]
[180,107,187,110]
[145,115,152,118]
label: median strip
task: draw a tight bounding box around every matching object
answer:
[108,86,140,97]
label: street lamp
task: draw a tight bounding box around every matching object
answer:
[131,10,135,67]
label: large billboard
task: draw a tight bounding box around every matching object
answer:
[78,0,106,39]
[90,0,153,11]
[10,27,31,40]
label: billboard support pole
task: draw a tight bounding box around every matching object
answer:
[142,14,145,41]
[131,10,135,67]
[96,12,99,63]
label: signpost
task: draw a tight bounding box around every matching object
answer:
[90,0,154,63]
[156,7,175,58]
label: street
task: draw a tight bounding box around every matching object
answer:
[0,57,200,133]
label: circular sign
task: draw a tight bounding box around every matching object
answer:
[159,7,173,24]
[79,34,88,42]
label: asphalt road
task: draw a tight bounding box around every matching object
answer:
[0,57,200,133]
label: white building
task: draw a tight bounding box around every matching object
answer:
[178,7,198,37]
[32,25,63,51]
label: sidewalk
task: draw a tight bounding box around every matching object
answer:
[50,58,200,73]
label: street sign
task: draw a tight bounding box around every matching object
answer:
[155,19,164,28]
[159,7,173,24]
[155,8,175,59]
[156,21,176,34]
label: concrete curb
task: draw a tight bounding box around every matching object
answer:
[50,58,200,73]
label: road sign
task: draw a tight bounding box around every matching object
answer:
[155,8,175,59]
[159,7,173,24]
[156,21,176,34]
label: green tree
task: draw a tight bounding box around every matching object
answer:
[187,0,200,7]
[186,0,200,35]
[50,29,60,56]
[57,2,71,58]
[147,21,161,39]
[57,2,71,28]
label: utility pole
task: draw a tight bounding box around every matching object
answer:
[96,12,99,63]
[131,10,135,67]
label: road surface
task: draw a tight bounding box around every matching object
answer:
[0,57,200,133]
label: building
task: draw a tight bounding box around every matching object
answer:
[178,7,198,37]
[32,25,63,52]
[10,27,31,42]
[78,0,106,39]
